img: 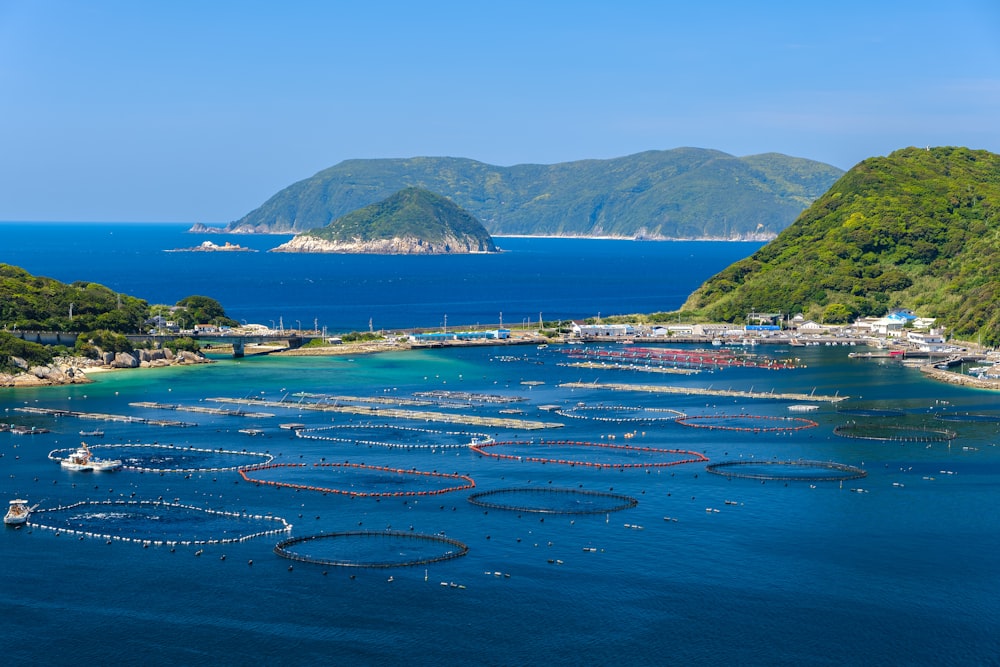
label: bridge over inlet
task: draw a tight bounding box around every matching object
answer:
[126,333,316,357]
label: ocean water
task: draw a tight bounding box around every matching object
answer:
[2,224,1000,665]
[0,222,762,331]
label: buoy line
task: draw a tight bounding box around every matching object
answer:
[705,459,867,482]
[934,412,1000,423]
[555,405,686,423]
[470,440,708,469]
[28,499,292,546]
[239,462,476,497]
[274,530,469,568]
[467,487,639,514]
[296,424,492,449]
[833,422,957,442]
[48,443,274,473]
[674,414,819,432]
[836,407,906,417]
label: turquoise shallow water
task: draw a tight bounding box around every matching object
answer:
[3,344,1000,666]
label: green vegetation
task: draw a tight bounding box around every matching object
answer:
[0,331,54,373]
[0,264,148,333]
[0,264,238,369]
[74,330,133,356]
[682,147,1000,344]
[341,331,384,343]
[226,149,843,239]
[164,337,200,353]
[168,296,238,329]
[303,187,497,252]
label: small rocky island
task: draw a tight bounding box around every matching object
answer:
[270,187,499,254]
[166,241,257,252]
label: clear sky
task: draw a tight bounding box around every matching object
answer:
[1,0,998,223]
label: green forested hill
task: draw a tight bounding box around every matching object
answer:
[0,264,149,333]
[682,146,1000,344]
[225,149,843,238]
[299,187,497,252]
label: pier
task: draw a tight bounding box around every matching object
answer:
[558,381,846,403]
[15,406,198,427]
[206,397,564,430]
[128,402,274,418]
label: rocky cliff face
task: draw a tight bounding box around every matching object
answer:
[271,233,495,254]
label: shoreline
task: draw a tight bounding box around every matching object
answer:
[4,335,997,392]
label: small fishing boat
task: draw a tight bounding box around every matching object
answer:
[4,499,36,526]
[60,443,123,472]
[79,429,105,437]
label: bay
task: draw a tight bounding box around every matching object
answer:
[0,222,761,331]
[1,224,999,666]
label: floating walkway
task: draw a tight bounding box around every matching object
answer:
[129,402,274,418]
[558,382,846,403]
[207,397,563,430]
[15,406,197,427]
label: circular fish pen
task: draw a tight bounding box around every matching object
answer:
[239,462,475,497]
[934,412,1000,423]
[555,405,685,423]
[836,407,906,417]
[296,424,491,449]
[833,422,957,442]
[27,500,291,546]
[48,443,273,473]
[470,440,708,469]
[274,530,469,568]
[467,487,638,514]
[674,414,818,432]
[706,460,867,482]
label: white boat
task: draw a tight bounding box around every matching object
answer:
[59,443,122,472]
[4,499,35,525]
[79,429,104,437]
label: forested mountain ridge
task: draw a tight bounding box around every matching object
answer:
[224,148,843,238]
[681,146,1000,344]
[272,188,498,254]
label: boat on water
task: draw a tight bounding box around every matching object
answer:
[59,443,123,472]
[79,429,104,437]
[4,499,36,526]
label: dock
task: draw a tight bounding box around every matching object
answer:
[14,406,197,427]
[558,382,846,403]
[206,397,563,430]
[129,401,274,418]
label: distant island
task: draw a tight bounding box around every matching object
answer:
[166,241,257,253]
[219,148,843,239]
[271,187,499,255]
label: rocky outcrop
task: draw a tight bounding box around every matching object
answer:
[0,349,211,387]
[272,233,493,254]
[0,359,94,387]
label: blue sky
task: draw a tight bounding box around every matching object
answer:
[1,0,998,223]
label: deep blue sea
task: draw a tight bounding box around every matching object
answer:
[0,222,762,332]
[2,224,999,666]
